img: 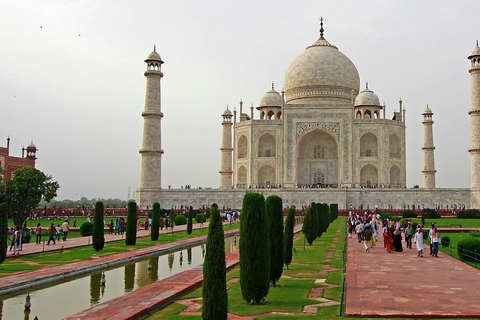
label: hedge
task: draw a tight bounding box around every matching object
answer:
[80,222,94,237]
[457,238,480,261]
[175,215,187,226]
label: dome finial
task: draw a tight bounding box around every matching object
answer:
[154,45,156,52]
[366,81,368,89]
[477,40,479,47]
[319,17,324,38]
[272,81,274,90]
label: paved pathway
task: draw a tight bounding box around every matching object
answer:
[346,232,480,317]
[6,221,231,257]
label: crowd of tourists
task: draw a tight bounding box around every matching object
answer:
[348,212,441,257]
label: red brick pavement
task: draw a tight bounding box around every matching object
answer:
[346,232,480,318]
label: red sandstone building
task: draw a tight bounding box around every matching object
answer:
[0,137,37,179]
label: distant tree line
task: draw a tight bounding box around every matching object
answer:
[39,197,130,208]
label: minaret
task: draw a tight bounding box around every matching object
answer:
[422,106,436,188]
[139,47,164,192]
[469,42,480,189]
[220,107,233,188]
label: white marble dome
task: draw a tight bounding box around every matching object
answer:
[146,50,162,61]
[223,107,232,116]
[260,88,282,107]
[354,88,380,106]
[284,36,360,104]
[470,46,480,58]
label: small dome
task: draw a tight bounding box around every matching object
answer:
[223,107,232,116]
[469,46,480,59]
[354,88,380,107]
[147,51,161,60]
[259,88,282,107]
[423,106,433,114]
[27,141,36,148]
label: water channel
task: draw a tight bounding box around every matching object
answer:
[0,235,240,320]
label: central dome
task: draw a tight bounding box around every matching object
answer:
[284,35,360,104]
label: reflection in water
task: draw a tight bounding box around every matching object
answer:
[168,253,174,270]
[187,248,192,265]
[23,310,30,320]
[90,273,101,304]
[179,251,183,267]
[0,235,239,320]
[149,257,159,282]
[201,244,205,258]
[124,264,135,292]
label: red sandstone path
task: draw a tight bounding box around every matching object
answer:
[346,232,480,318]
[5,221,231,257]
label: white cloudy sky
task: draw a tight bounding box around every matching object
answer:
[0,0,478,200]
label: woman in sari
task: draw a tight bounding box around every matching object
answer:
[393,227,404,252]
[384,227,395,252]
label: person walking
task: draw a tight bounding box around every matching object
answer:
[364,224,373,252]
[12,226,22,255]
[355,221,364,243]
[47,223,56,245]
[62,220,70,241]
[428,224,435,255]
[414,227,424,257]
[404,222,414,249]
[119,218,126,235]
[114,219,120,235]
[36,223,42,244]
[432,228,440,257]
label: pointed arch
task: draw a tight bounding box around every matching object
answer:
[360,132,378,157]
[360,164,378,188]
[238,135,248,158]
[258,165,275,187]
[258,133,276,157]
[390,165,401,186]
[237,165,247,187]
[389,134,401,158]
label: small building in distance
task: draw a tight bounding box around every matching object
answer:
[0,137,37,179]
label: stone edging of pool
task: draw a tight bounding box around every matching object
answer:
[0,229,240,298]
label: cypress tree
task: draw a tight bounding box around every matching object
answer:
[240,192,270,304]
[330,203,338,221]
[0,203,8,265]
[187,206,193,235]
[202,206,227,319]
[169,208,176,232]
[284,207,295,269]
[151,203,160,241]
[315,202,323,238]
[125,201,137,245]
[321,203,330,232]
[266,195,284,287]
[302,207,316,245]
[92,201,105,251]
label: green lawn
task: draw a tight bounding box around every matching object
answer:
[423,218,480,228]
[437,232,480,270]
[147,218,348,319]
[0,222,240,277]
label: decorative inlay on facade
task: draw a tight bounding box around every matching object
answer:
[296,122,340,139]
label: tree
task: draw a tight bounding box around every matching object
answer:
[302,207,316,246]
[169,208,176,235]
[1,167,59,227]
[187,206,193,235]
[284,207,295,269]
[202,206,228,319]
[321,203,330,233]
[151,203,160,241]
[92,201,105,251]
[330,203,338,221]
[315,203,323,238]
[0,203,8,265]
[265,195,284,287]
[240,192,270,304]
[126,201,137,245]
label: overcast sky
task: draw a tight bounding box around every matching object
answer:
[0,0,478,200]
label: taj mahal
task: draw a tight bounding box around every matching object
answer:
[135,22,480,210]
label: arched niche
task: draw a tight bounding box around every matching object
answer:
[360,164,378,187]
[258,133,276,157]
[238,135,248,158]
[258,165,275,187]
[389,134,401,158]
[390,165,401,186]
[360,132,378,157]
[237,165,247,186]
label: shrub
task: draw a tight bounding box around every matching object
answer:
[92,201,105,251]
[125,201,137,245]
[321,203,330,232]
[240,192,269,305]
[266,195,284,287]
[458,209,480,219]
[441,236,450,247]
[314,203,322,238]
[195,213,206,223]
[22,233,31,244]
[202,207,227,319]
[470,230,480,237]
[80,222,94,237]
[175,215,187,226]
[330,203,338,221]
[422,209,441,219]
[151,203,160,241]
[402,210,417,218]
[457,238,480,261]
[187,206,193,235]
[302,207,316,245]
[284,207,295,269]
[423,230,429,240]
[0,204,7,265]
